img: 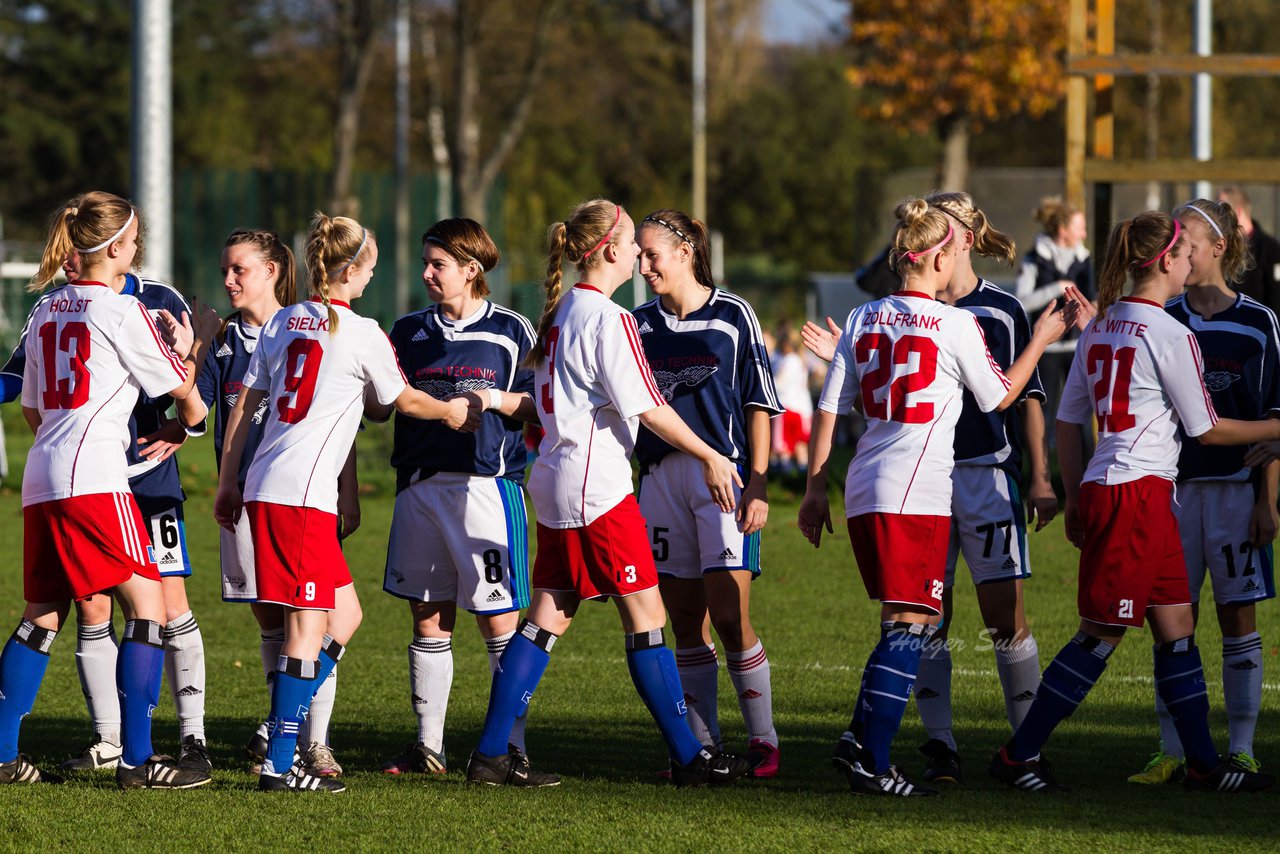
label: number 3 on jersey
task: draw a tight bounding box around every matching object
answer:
[278,338,324,423]
[855,333,939,423]
[539,326,561,413]
[1087,344,1137,432]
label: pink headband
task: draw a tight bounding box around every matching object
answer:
[905,224,954,264]
[581,205,622,262]
[1138,218,1181,269]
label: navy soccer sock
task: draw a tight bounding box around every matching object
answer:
[263,656,318,776]
[1007,631,1112,762]
[314,635,342,695]
[625,629,705,766]
[117,620,165,767]
[858,622,925,774]
[0,622,56,763]
[476,621,553,758]
[1153,637,1219,773]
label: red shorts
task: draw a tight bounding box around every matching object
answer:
[1077,478,1190,628]
[24,493,159,603]
[533,495,658,600]
[847,512,948,613]
[247,501,352,610]
[775,410,811,455]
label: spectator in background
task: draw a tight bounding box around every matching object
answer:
[1218,186,1280,316]
[770,326,812,477]
[1016,197,1095,452]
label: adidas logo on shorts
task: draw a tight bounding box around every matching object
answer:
[485,589,505,603]
[1242,579,1260,593]
[412,328,429,342]
[1001,557,1017,571]
[637,321,654,335]
[719,548,737,561]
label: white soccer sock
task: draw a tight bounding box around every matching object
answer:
[914,636,954,750]
[487,632,526,752]
[409,637,453,753]
[162,611,206,741]
[75,621,121,745]
[260,627,285,695]
[1154,691,1184,759]
[994,634,1040,731]
[727,641,777,747]
[676,644,721,747]
[1223,632,1264,756]
[300,663,337,747]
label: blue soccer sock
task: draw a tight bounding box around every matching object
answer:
[625,629,705,766]
[263,656,318,776]
[1153,637,1219,773]
[0,621,57,763]
[476,621,553,758]
[858,622,925,774]
[314,635,342,696]
[1008,631,1112,761]
[117,620,165,767]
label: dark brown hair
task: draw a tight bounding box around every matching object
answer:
[423,217,500,298]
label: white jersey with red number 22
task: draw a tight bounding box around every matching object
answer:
[1058,296,1218,485]
[527,285,666,529]
[242,299,407,514]
[817,291,1011,517]
[21,281,188,506]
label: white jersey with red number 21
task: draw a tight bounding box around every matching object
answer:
[242,298,407,514]
[527,285,666,529]
[817,291,1011,517]
[1058,296,1218,485]
[20,281,189,506]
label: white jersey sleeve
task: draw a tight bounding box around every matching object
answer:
[361,328,408,405]
[817,315,858,414]
[114,302,189,398]
[952,316,1011,412]
[1155,331,1218,438]
[596,311,665,419]
[1057,343,1094,425]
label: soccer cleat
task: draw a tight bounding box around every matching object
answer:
[178,735,213,773]
[381,742,446,776]
[0,755,63,784]
[245,729,268,773]
[116,754,212,790]
[919,739,962,784]
[465,746,560,787]
[258,766,346,793]
[830,731,860,784]
[1228,751,1262,773]
[1127,751,1185,785]
[301,742,343,778]
[1184,760,1275,793]
[669,747,753,788]
[58,734,122,771]
[847,761,938,797]
[989,746,1067,793]
[747,739,780,778]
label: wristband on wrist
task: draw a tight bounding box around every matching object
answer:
[486,388,503,411]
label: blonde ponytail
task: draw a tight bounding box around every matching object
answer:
[304,211,374,335]
[527,222,567,366]
[31,191,139,292]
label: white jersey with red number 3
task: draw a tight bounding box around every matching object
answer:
[21,281,188,507]
[1058,297,1217,485]
[817,291,1011,517]
[242,298,407,513]
[527,285,666,528]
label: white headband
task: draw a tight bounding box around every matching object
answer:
[77,209,135,255]
[1177,204,1224,240]
[335,228,368,275]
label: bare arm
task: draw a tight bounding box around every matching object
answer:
[164,304,222,401]
[639,404,741,513]
[994,304,1071,411]
[213,387,264,530]
[1021,397,1058,532]
[797,409,839,547]
[1057,418,1086,549]
[458,389,540,424]
[336,442,360,540]
[737,406,771,535]
[392,386,480,431]
[1196,417,1280,446]
[22,405,40,435]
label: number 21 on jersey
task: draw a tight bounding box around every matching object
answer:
[1087,344,1137,433]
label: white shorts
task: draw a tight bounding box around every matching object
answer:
[220,513,258,602]
[945,466,1029,587]
[1175,480,1276,605]
[638,452,761,581]
[383,472,530,614]
[138,501,192,578]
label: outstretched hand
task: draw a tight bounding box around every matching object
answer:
[801,316,841,364]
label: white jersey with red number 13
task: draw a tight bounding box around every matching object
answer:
[20,281,188,506]
[817,291,1011,517]
[527,285,666,529]
[242,299,407,514]
[1058,297,1218,485]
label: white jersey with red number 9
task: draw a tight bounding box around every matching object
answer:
[242,299,407,514]
[527,285,666,529]
[1058,297,1218,485]
[817,290,1011,517]
[20,281,189,506]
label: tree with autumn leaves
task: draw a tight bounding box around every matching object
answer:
[847,0,1068,191]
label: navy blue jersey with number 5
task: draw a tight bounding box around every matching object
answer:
[632,289,782,468]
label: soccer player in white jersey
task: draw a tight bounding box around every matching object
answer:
[466,198,753,788]
[631,208,784,776]
[377,218,539,777]
[0,191,221,788]
[991,211,1280,794]
[214,213,479,793]
[798,198,1069,797]
[1127,200,1280,783]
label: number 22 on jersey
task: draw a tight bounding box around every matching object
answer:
[855,333,939,423]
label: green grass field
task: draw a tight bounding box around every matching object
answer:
[0,416,1276,853]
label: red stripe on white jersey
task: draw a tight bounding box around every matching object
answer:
[384,332,409,384]
[900,396,954,513]
[974,318,1011,390]
[1187,334,1219,424]
[138,304,188,379]
[621,314,665,405]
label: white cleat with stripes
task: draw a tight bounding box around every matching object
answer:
[0,755,63,785]
[116,754,212,790]
[1184,760,1275,793]
[258,765,346,793]
[847,761,938,797]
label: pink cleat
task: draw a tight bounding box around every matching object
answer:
[748,739,780,778]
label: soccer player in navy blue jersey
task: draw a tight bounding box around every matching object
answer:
[376,218,540,777]
[631,209,784,776]
[0,249,215,773]
[1127,199,1280,784]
